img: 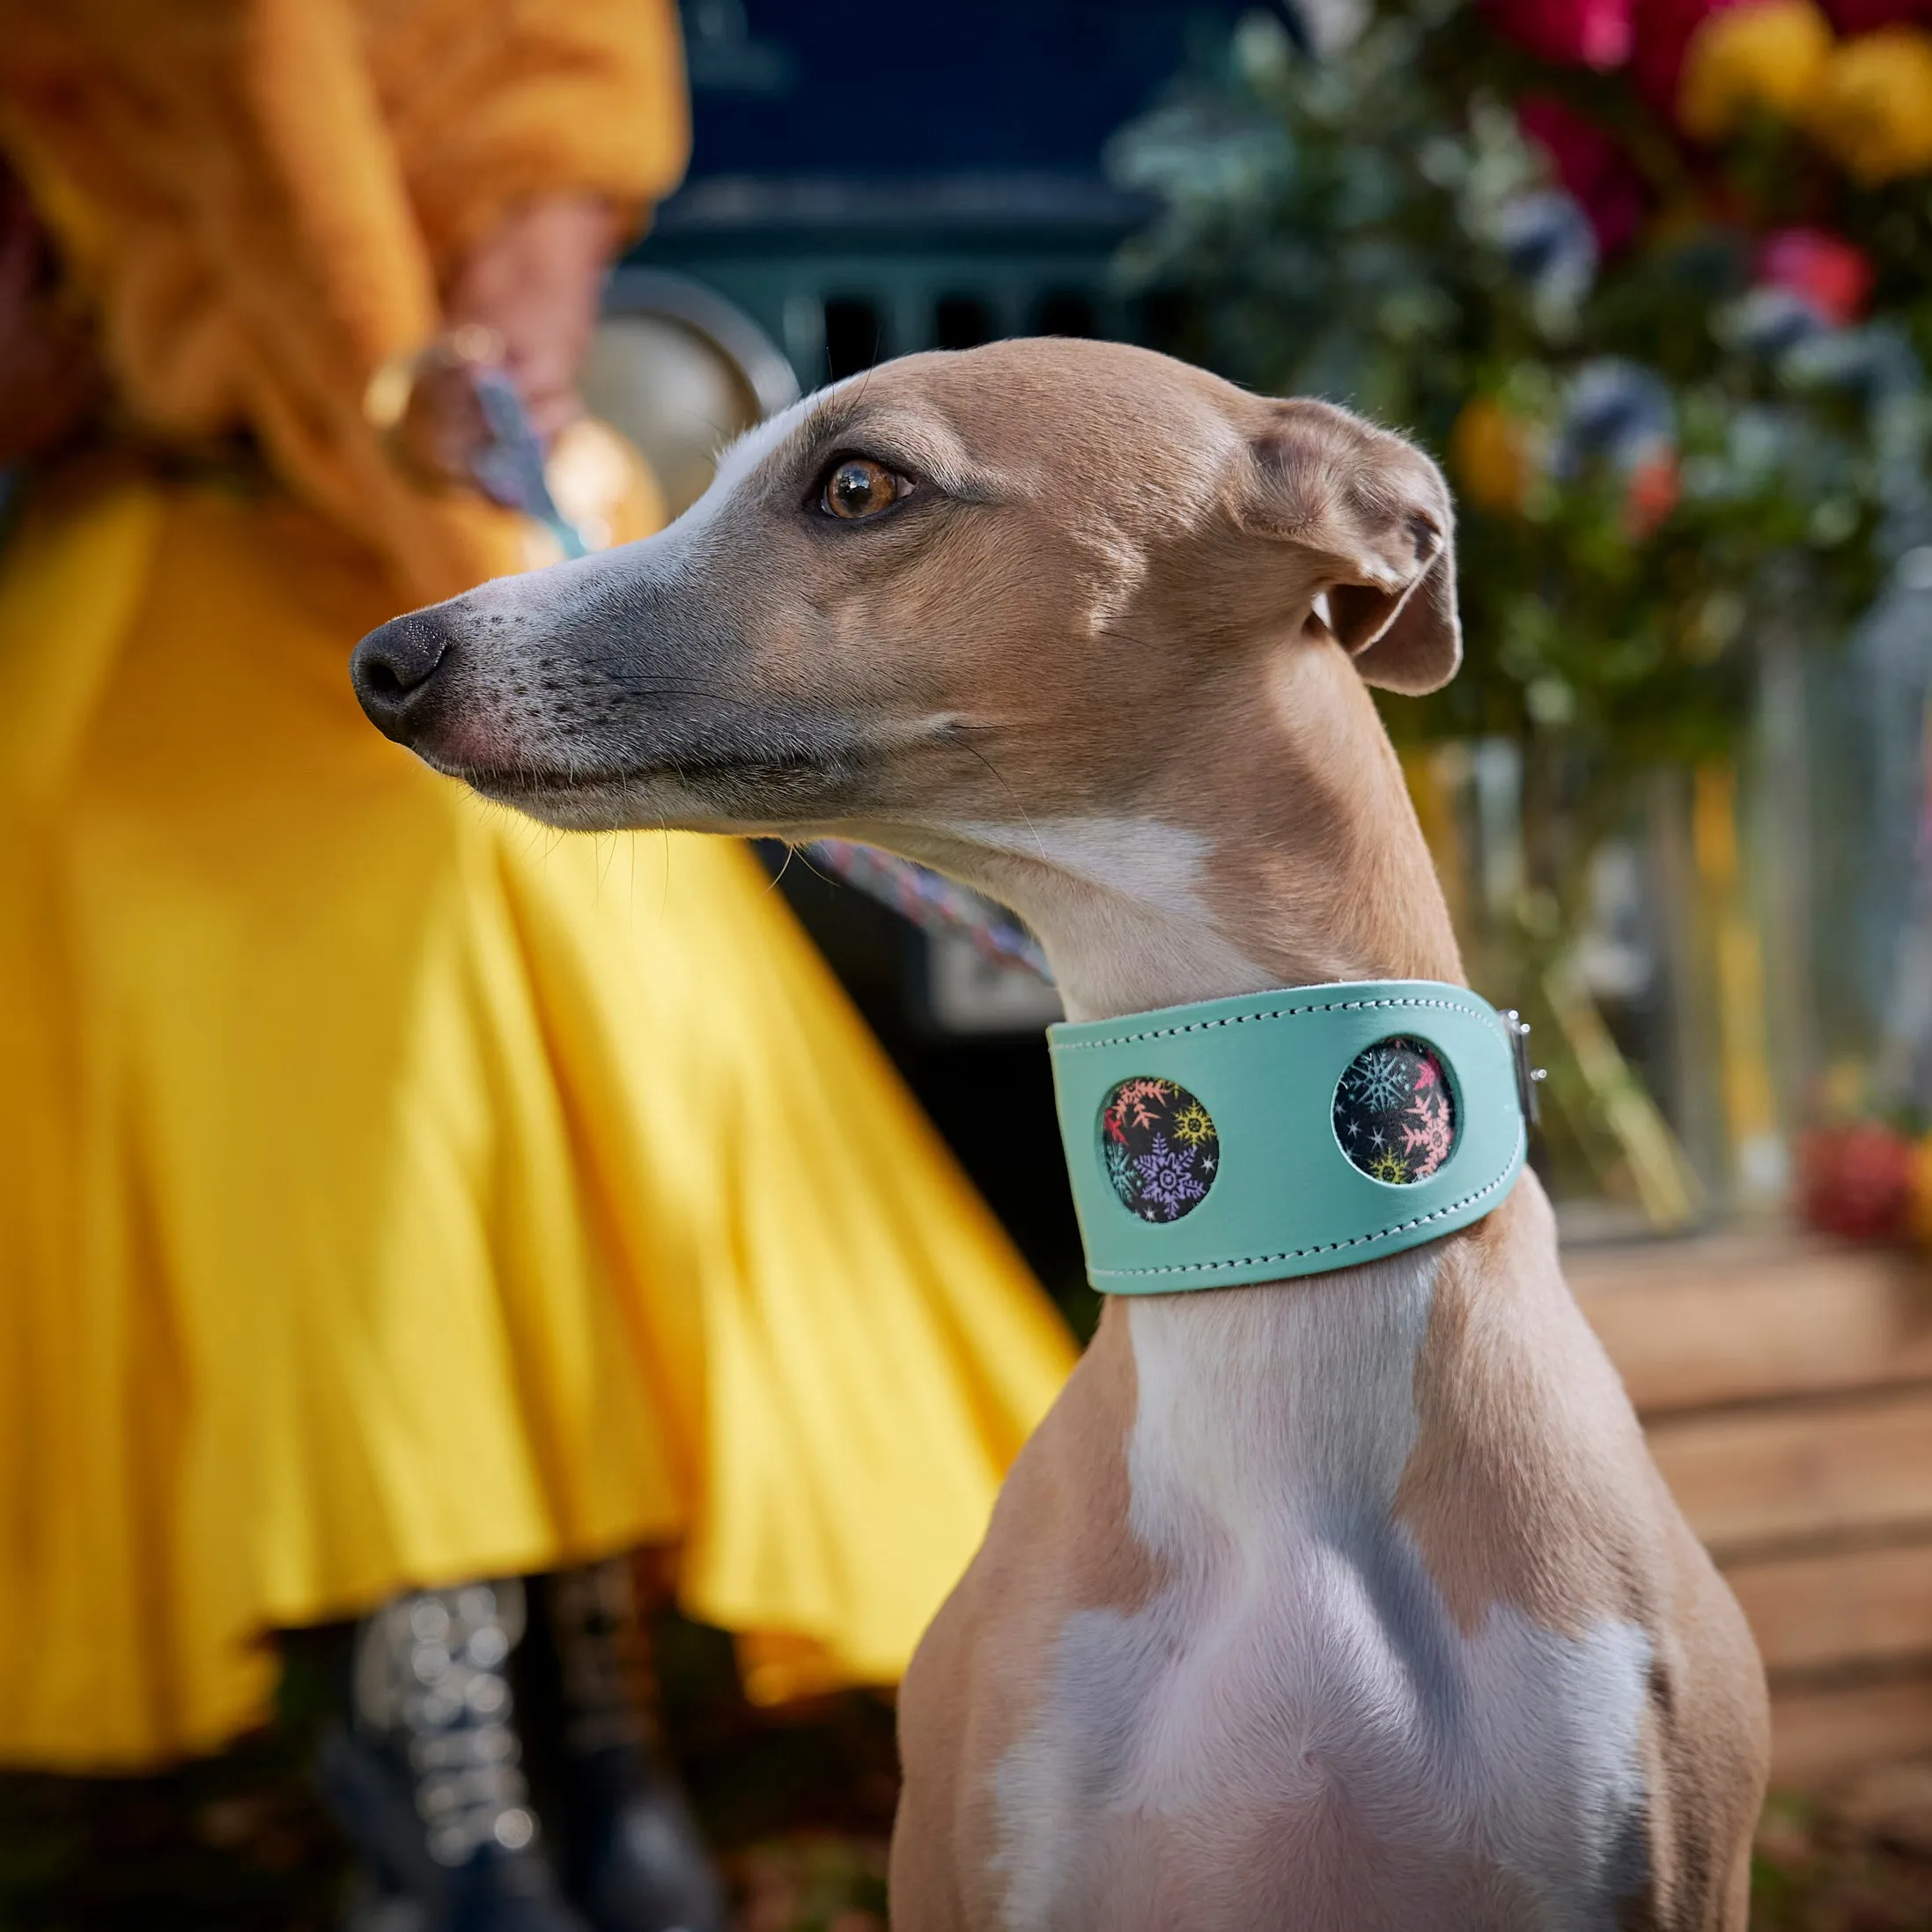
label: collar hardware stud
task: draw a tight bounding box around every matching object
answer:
[1503,1010,1545,1127]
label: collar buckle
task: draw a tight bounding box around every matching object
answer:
[1502,1010,1545,1127]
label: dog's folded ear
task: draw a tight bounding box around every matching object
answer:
[1243,400,1462,696]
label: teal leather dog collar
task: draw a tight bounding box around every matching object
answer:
[1049,981,1534,1293]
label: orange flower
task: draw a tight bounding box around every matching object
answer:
[1678,0,1834,138]
[1909,1133,1932,1250]
[1451,398,1535,514]
[1807,26,1932,182]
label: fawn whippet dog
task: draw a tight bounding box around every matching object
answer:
[352,339,1770,1930]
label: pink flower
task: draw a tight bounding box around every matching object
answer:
[1486,0,1636,67]
[1755,226,1874,324]
[1518,96,1651,254]
[1625,451,1681,535]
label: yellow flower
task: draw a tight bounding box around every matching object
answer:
[1450,399,1532,516]
[1807,27,1932,185]
[1678,0,1833,142]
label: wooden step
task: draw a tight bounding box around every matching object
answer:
[1728,1540,1932,1676]
[1565,1231,1932,1788]
[1648,1386,1932,1559]
[1568,1232,1932,1417]
[1771,1673,1932,1787]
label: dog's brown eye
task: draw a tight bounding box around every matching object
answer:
[822,458,903,521]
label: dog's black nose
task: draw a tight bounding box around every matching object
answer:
[351,610,454,741]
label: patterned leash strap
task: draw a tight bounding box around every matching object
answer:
[468,365,588,561]
[803,839,1053,984]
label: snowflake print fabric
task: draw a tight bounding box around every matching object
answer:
[1099,1077,1220,1222]
[1332,1036,1458,1185]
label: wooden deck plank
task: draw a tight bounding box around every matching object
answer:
[1727,1541,1932,1675]
[1648,1387,1932,1558]
[1568,1235,1932,1416]
[1772,1675,1932,1788]
[1556,1231,1932,1788]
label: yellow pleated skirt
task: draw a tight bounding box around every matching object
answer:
[0,459,1075,1771]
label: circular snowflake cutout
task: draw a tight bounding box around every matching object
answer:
[1332,1036,1457,1185]
[1099,1077,1220,1223]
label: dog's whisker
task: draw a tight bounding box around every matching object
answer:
[954,735,1049,867]
[791,843,840,892]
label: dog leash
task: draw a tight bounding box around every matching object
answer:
[466,364,589,562]
[793,838,1052,980]
[367,326,588,561]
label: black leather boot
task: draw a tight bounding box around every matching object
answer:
[316,1582,591,1932]
[527,1559,726,1932]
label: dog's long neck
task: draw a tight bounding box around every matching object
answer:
[904,638,1503,1518]
[915,639,1465,1021]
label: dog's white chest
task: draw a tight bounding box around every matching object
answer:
[988,1260,1651,1931]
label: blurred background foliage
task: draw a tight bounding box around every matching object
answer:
[1113,0,1932,1211]
[1113,0,1932,767]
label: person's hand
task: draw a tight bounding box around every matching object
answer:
[0,168,101,466]
[366,194,617,495]
[444,194,619,443]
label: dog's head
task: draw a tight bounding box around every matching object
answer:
[350,340,1458,844]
